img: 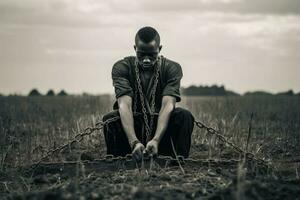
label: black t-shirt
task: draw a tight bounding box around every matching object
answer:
[111,56,183,113]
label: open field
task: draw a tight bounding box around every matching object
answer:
[0,95,300,199]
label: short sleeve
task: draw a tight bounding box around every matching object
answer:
[162,62,183,102]
[111,59,133,99]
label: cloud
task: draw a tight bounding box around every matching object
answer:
[1,0,300,30]
[0,0,300,94]
[141,0,300,15]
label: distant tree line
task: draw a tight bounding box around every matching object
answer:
[0,87,298,97]
[28,89,68,97]
[244,90,299,96]
[181,85,300,96]
[181,85,239,96]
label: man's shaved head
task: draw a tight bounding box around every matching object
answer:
[135,26,160,50]
[134,26,162,69]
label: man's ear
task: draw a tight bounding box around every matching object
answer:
[159,45,162,52]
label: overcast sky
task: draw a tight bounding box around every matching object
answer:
[0,0,300,95]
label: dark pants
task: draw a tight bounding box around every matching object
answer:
[102,107,194,158]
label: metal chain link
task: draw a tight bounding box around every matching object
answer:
[35,154,263,170]
[148,57,161,137]
[194,120,269,166]
[31,116,120,169]
[101,119,269,166]
[135,64,151,141]
[29,94,269,170]
[29,116,272,171]
[29,117,270,171]
[134,57,160,142]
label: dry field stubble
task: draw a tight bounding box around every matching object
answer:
[0,95,300,199]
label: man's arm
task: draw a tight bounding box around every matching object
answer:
[146,96,176,155]
[118,95,145,160]
[118,95,137,144]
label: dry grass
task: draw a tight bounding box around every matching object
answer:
[0,95,300,199]
[1,95,300,168]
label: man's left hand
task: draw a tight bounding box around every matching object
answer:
[145,139,159,156]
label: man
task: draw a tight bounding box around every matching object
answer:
[103,26,194,161]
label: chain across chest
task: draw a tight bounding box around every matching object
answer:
[133,57,161,142]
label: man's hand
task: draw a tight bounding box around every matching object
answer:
[132,142,145,161]
[145,139,159,156]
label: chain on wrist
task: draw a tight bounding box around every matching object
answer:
[130,139,140,150]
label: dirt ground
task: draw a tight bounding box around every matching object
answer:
[1,96,300,199]
[1,153,300,200]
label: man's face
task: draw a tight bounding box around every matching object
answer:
[135,40,161,69]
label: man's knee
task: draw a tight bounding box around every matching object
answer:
[171,107,194,122]
[102,110,120,122]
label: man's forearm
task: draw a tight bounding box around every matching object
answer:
[152,102,174,143]
[119,105,138,145]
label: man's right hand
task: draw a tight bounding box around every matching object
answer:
[132,142,145,162]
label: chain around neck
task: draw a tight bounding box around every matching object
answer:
[134,56,161,141]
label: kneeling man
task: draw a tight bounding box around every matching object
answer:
[103,26,194,161]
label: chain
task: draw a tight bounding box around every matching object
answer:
[135,64,151,140]
[134,57,160,142]
[39,154,241,164]
[30,116,120,169]
[148,57,161,137]
[133,81,138,113]
[29,77,268,170]
[29,117,270,170]
[194,120,269,166]
[32,154,268,175]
